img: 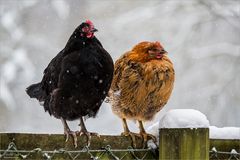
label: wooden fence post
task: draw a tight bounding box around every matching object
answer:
[159,128,209,160]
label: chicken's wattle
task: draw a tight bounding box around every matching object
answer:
[156,53,163,59]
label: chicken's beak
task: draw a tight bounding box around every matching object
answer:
[160,49,168,54]
[91,28,98,32]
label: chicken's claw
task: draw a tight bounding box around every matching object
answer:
[140,132,157,148]
[121,131,141,148]
[79,130,99,147]
[64,130,79,148]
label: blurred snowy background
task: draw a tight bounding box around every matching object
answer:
[0,0,239,134]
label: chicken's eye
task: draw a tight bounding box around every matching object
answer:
[82,26,90,33]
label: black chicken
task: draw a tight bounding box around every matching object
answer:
[26,20,114,147]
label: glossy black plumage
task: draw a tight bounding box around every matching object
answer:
[26,21,114,121]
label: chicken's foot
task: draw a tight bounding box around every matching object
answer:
[121,118,141,148]
[61,118,78,148]
[138,120,157,148]
[79,117,99,147]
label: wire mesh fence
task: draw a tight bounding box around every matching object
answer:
[0,141,158,160]
[209,147,240,160]
[1,141,240,160]
[1,131,239,160]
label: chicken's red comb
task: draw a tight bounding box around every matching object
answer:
[86,20,94,26]
[155,41,163,48]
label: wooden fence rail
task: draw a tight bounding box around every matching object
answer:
[0,133,158,159]
[0,128,239,159]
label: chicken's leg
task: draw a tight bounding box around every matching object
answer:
[121,118,140,148]
[79,117,98,147]
[138,120,157,148]
[61,118,78,147]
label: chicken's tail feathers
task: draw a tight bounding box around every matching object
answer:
[26,83,44,100]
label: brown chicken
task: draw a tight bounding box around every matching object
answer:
[109,41,175,147]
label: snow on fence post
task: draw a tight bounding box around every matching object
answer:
[159,128,209,160]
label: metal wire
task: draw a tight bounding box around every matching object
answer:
[1,141,239,160]
[0,142,156,160]
[209,147,240,160]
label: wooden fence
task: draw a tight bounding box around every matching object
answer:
[0,128,239,159]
